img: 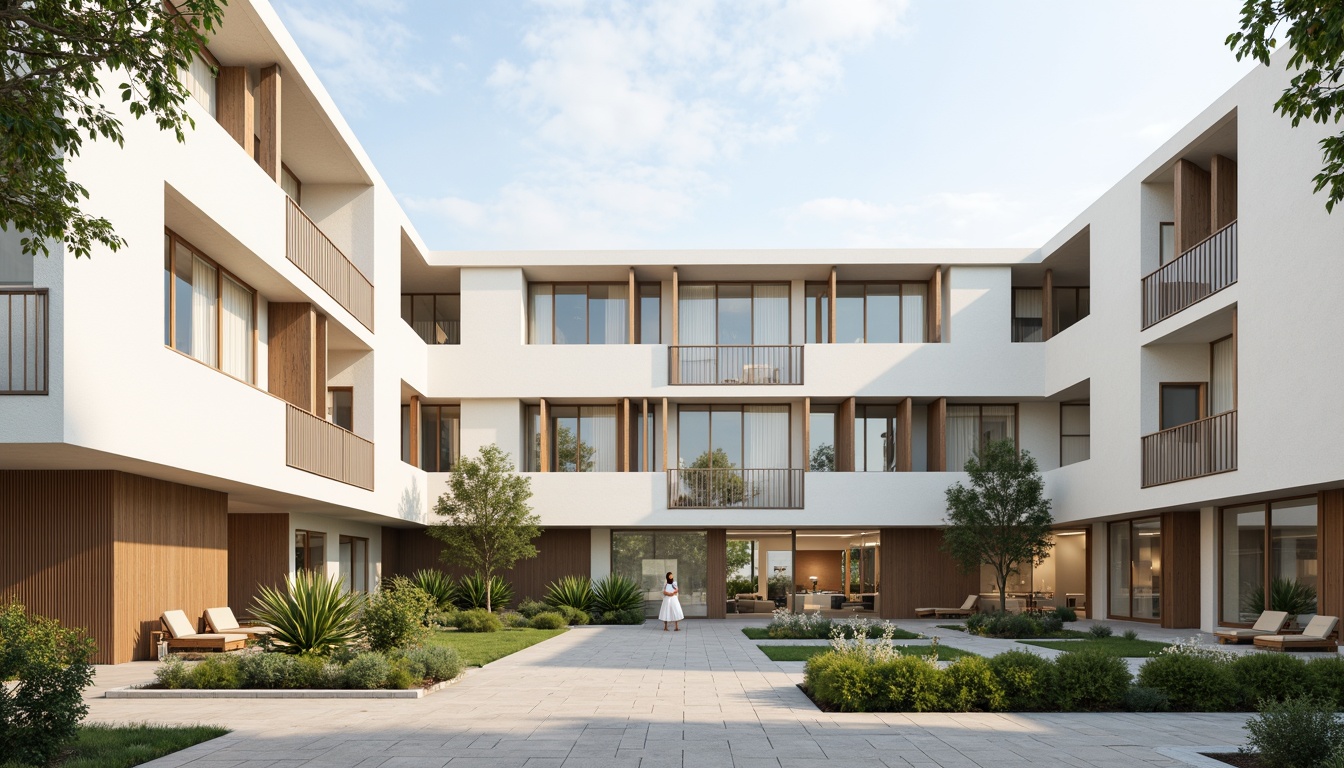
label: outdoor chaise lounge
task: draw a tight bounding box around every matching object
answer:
[1213,610,1289,644]
[1252,614,1339,652]
[160,609,247,653]
[203,606,275,639]
[914,595,978,618]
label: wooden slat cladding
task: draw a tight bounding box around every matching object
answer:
[216,67,253,155]
[285,198,374,331]
[1175,158,1212,254]
[1319,490,1344,625]
[258,65,281,182]
[385,528,591,605]
[112,474,228,661]
[706,529,726,619]
[836,397,856,471]
[1,288,49,394]
[878,527,977,619]
[268,302,316,412]
[285,403,375,490]
[1160,510,1201,629]
[228,513,290,617]
[1210,154,1238,231]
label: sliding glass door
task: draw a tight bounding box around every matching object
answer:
[1108,517,1161,621]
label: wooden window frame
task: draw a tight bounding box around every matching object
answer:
[529,282,630,345]
[1059,402,1090,467]
[676,281,793,345]
[164,227,258,385]
[1011,287,1044,343]
[1158,382,1207,431]
[417,403,461,473]
[339,534,369,593]
[1209,333,1236,415]
[1106,516,1163,623]
[853,403,901,473]
[831,281,928,344]
[280,162,302,206]
[294,529,326,574]
[327,386,353,433]
[400,293,461,345]
[1216,495,1319,628]
[947,403,1021,454]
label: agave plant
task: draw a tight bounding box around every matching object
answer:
[250,571,365,656]
[592,573,644,614]
[545,575,594,612]
[409,569,458,611]
[1245,577,1318,617]
[456,574,514,610]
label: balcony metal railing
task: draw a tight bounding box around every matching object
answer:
[668,345,803,385]
[285,403,374,490]
[1,288,48,394]
[1142,220,1237,329]
[285,198,375,331]
[667,467,804,509]
[1141,410,1237,487]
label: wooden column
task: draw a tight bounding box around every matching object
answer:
[707,529,727,619]
[802,397,811,471]
[1174,158,1211,254]
[828,267,838,343]
[1085,526,1094,621]
[1160,510,1201,629]
[1210,154,1238,231]
[1042,268,1055,341]
[661,398,669,471]
[621,398,631,471]
[1318,490,1344,625]
[897,397,913,472]
[836,397,856,471]
[408,396,421,469]
[670,268,679,346]
[314,313,327,416]
[216,67,253,156]
[258,64,282,183]
[930,267,942,343]
[268,302,324,413]
[926,398,947,471]
[627,268,637,344]
[641,399,649,472]
[538,399,550,472]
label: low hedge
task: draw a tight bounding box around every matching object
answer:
[152,645,462,691]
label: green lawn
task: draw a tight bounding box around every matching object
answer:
[0,724,230,768]
[425,627,566,666]
[756,644,978,662]
[741,626,921,641]
[1019,637,1171,657]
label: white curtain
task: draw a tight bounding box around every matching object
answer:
[529,285,552,344]
[185,53,217,115]
[752,284,789,344]
[1211,337,1234,414]
[221,275,253,381]
[678,285,715,344]
[191,255,218,367]
[583,406,617,472]
[600,284,628,344]
[902,284,926,343]
[1014,288,1043,343]
[946,406,979,470]
[743,406,789,469]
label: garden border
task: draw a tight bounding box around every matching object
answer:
[104,670,469,699]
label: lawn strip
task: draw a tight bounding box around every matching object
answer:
[425,628,566,666]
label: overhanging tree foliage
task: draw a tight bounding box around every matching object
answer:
[1,0,225,258]
[1229,1,1344,211]
[941,439,1054,614]
[429,444,541,612]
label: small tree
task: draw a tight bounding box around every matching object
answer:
[726,540,753,577]
[678,448,747,507]
[809,443,835,471]
[429,444,540,612]
[942,439,1054,615]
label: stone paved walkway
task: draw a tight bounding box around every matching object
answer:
[86,618,1268,767]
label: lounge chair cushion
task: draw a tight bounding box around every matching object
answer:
[161,610,198,639]
[1251,611,1290,633]
[203,607,241,632]
[1300,615,1339,639]
[1216,628,1274,638]
[171,633,247,642]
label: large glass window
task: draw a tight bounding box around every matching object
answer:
[522,404,620,472]
[400,404,460,471]
[1012,288,1043,343]
[612,531,708,618]
[678,284,790,345]
[329,388,353,431]
[182,47,218,115]
[809,406,836,472]
[339,535,368,593]
[855,405,900,472]
[1159,221,1176,265]
[401,294,460,344]
[295,530,326,574]
[1211,336,1235,415]
[1160,384,1203,429]
[1053,287,1090,334]
[164,230,255,383]
[1060,403,1090,466]
[804,282,829,343]
[1109,517,1161,621]
[1221,499,1317,624]
[638,283,661,344]
[946,405,1017,470]
[529,283,627,344]
[677,405,790,470]
[830,282,926,343]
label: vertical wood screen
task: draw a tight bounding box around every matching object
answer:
[286,403,375,489]
[285,198,374,331]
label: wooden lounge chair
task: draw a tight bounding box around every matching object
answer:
[160,610,247,653]
[203,606,275,640]
[1213,610,1289,644]
[1253,615,1339,652]
[914,595,978,619]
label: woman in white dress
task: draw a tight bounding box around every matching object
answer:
[659,571,683,631]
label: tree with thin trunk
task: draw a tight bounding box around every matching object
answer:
[941,438,1054,615]
[429,444,540,613]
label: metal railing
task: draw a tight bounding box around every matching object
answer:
[1,288,48,394]
[1142,220,1237,328]
[285,404,375,490]
[667,467,804,509]
[1141,410,1237,487]
[285,198,374,331]
[668,345,803,385]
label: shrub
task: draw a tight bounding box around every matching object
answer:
[804,652,878,712]
[296,655,344,689]
[767,609,833,639]
[545,575,594,613]
[429,608,459,629]
[1308,657,1344,708]
[1243,695,1344,768]
[942,656,1006,712]
[455,608,502,633]
[1088,623,1113,638]
[185,655,241,689]
[236,652,304,689]
[592,574,644,614]
[556,605,590,626]
[250,571,366,656]
[516,598,550,619]
[1231,653,1311,709]
[1053,649,1130,711]
[1136,652,1237,711]
[1038,613,1064,634]
[456,574,514,610]
[726,576,757,596]
[967,613,1042,639]
[343,652,390,689]
[0,602,97,767]
[408,569,458,612]
[1123,685,1170,712]
[385,659,417,689]
[1052,605,1077,622]
[987,650,1055,711]
[530,611,567,630]
[401,645,463,683]
[499,611,531,628]
[154,655,190,689]
[362,577,435,652]
[597,608,645,625]
[871,654,946,712]
[1122,629,1139,641]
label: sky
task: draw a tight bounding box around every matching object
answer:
[271,0,1258,251]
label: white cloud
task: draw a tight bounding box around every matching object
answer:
[789,191,1076,248]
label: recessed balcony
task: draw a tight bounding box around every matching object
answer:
[1142,221,1237,329]
[668,345,803,385]
[1141,409,1237,487]
[285,403,374,489]
[285,198,374,331]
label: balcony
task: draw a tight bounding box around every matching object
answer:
[1142,221,1237,329]
[667,468,804,509]
[285,198,374,331]
[1,288,48,394]
[668,345,803,385]
[284,404,374,489]
[1141,410,1237,487]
